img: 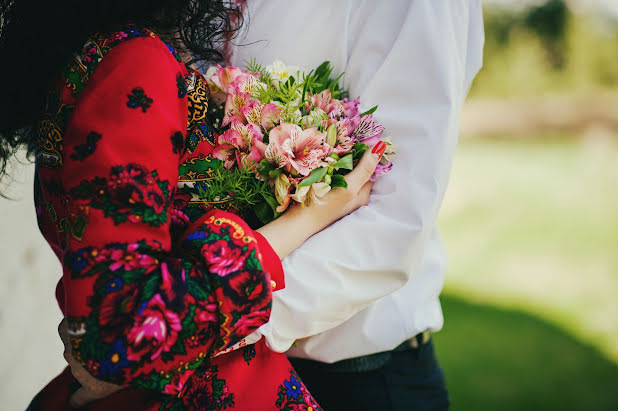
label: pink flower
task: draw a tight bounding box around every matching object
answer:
[306,90,344,116]
[194,296,219,326]
[222,85,251,126]
[233,310,270,337]
[260,103,282,130]
[268,124,329,176]
[213,121,265,169]
[162,370,193,396]
[240,100,264,125]
[127,294,181,361]
[109,243,158,272]
[342,97,361,118]
[351,114,384,144]
[200,240,246,277]
[209,65,247,93]
[371,161,393,181]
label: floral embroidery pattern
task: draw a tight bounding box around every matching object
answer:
[241,344,256,365]
[70,132,102,161]
[177,72,188,98]
[276,369,322,411]
[61,214,271,391]
[171,131,184,155]
[69,163,171,227]
[179,366,235,410]
[127,87,153,112]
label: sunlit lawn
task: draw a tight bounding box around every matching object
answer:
[433,136,618,410]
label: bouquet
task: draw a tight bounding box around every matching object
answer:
[199,60,395,226]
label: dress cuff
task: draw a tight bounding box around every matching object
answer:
[253,231,285,291]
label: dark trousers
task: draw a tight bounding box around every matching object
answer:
[289,339,450,411]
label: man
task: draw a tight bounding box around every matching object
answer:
[229,1,484,409]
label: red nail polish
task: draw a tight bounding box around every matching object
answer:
[371,141,385,154]
[376,143,387,159]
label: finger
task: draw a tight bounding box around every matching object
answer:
[58,319,72,360]
[358,180,373,206]
[345,143,383,191]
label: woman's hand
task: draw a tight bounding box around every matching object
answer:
[58,319,123,408]
[257,142,386,260]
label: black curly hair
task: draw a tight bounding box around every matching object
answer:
[0,0,242,190]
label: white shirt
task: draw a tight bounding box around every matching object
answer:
[228,0,484,363]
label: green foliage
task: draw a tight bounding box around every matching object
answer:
[244,58,274,84]
[472,2,618,97]
[298,167,328,187]
[196,161,273,217]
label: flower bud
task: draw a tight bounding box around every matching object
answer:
[326,123,338,147]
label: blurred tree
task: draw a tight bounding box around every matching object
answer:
[523,0,569,68]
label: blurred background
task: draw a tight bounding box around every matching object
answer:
[1,0,617,409]
[433,0,618,409]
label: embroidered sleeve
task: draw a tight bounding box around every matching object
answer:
[60,36,273,393]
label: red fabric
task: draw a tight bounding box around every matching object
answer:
[254,230,285,291]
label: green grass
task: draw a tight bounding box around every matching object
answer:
[435,295,618,411]
[433,138,618,409]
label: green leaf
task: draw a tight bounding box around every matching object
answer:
[255,193,281,225]
[330,174,348,188]
[353,142,370,161]
[298,167,328,187]
[268,168,282,179]
[360,105,379,116]
[332,154,353,170]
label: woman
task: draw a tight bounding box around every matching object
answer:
[0,0,383,409]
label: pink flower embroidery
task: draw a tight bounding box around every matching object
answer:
[109,243,158,272]
[126,294,181,361]
[201,240,246,277]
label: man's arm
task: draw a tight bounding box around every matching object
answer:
[258,0,485,352]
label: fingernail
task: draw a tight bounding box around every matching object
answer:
[371,141,385,155]
[376,142,387,159]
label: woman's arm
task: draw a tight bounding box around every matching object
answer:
[59,36,273,393]
[257,145,383,260]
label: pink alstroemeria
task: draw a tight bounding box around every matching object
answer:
[223,84,251,126]
[371,161,393,181]
[209,65,247,93]
[342,97,361,118]
[306,90,345,116]
[240,100,263,125]
[260,103,282,130]
[351,114,384,145]
[213,121,265,169]
[268,123,329,176]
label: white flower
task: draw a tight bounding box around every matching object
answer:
[266,60,302,86]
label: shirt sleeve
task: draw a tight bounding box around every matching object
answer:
[59,36,274,393]
[258,0,485,352]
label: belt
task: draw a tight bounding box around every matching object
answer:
[315,331,431,373]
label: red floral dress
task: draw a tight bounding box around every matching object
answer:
[28,26,320,411]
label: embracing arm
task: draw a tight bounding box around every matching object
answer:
[258,0,485,352]
[59,36,277,394]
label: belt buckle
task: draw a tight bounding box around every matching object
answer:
[409,331,430,349]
